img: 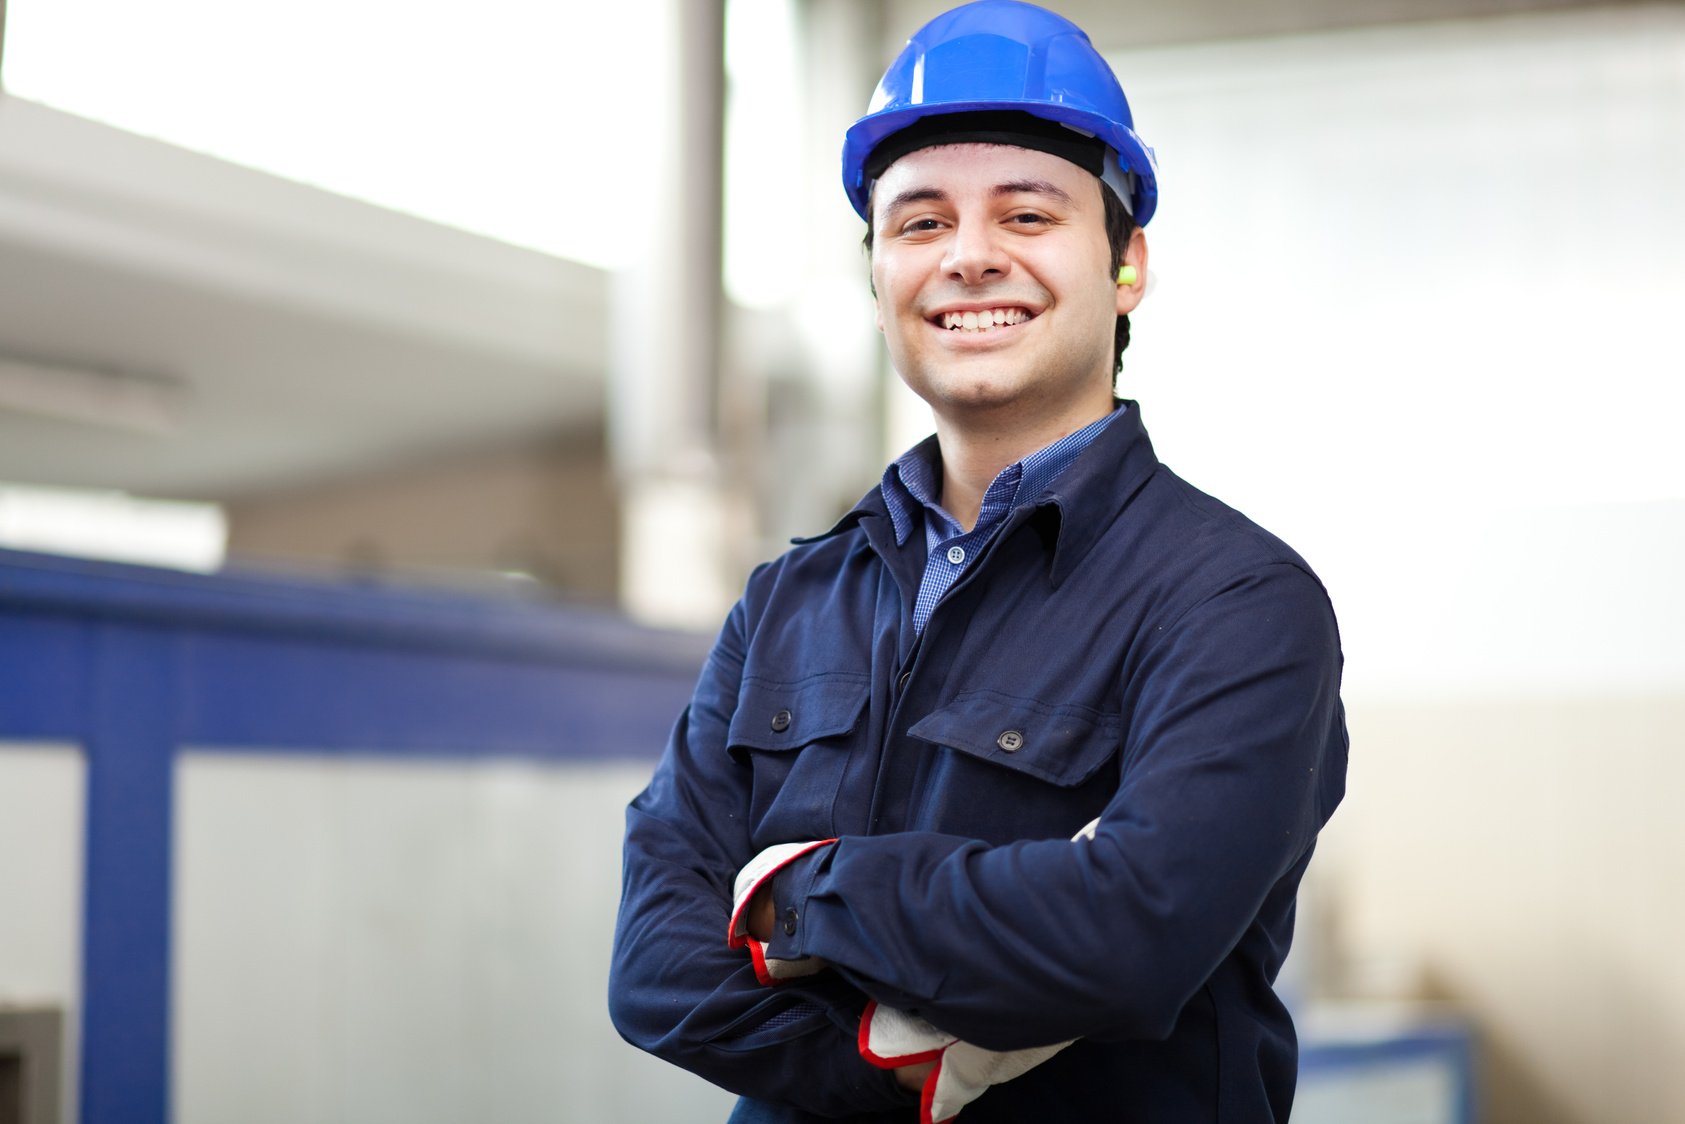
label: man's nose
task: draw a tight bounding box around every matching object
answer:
[941,220,1010,286]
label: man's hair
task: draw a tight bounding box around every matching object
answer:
[1101,185,1135,383]
[862,177,1138,386]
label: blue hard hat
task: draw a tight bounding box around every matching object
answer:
[841,0,1158,225]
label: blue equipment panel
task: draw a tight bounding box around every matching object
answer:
[0,547,708,1124]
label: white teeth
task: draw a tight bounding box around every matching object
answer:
[939,308,1030,331]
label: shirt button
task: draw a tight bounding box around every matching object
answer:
[997,730,1024,752]
[771,709,792,732]
[947,545,966,565]
[783,907,799,936]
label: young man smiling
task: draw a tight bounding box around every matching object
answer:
[610,4,1348,1122]
[869,141,1146,531]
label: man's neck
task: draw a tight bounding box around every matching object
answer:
[933,393,1113,532]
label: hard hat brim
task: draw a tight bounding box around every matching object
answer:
[842,100,1158,225]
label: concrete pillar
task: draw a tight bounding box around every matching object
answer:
[749,0,891,545]
[611,0,894,627]
[610,0,744,629]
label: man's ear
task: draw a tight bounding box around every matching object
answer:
[1115,227,1149,316]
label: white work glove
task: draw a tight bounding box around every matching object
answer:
[728,839,836,985]
[856,818,1101,1123]
[860,1000,1071,1124]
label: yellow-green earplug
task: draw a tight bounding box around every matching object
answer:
[1117,265,1138,286]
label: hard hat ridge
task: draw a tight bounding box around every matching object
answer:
[841,0,1158,224]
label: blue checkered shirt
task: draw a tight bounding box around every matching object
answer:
[881,404,1126,633]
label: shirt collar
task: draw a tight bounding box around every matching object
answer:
[881,403,1127,547]
[797,401,1161,595]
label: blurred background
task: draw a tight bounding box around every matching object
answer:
[0,0,1680,1121]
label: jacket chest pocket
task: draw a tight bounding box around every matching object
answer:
[906,688,1122,841]
[727,672,869,842]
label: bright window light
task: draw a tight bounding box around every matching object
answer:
[0,484,227,572]
[724,0,801,308]
[2,0,665,268]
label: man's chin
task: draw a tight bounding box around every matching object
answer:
[920,378,1041,418]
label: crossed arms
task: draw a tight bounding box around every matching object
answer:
[608,559,1345,1117]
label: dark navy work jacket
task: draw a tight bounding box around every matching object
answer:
[609,403,1348,1122]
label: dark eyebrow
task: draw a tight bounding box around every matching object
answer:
[881,187,950,218]
[994,178,1073,204]
[879,178,1074,222]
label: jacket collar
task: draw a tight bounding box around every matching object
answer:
[1038,400,1161,587]
[794,401,1161,589]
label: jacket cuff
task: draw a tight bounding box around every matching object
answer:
[758,842,834,962]
[727,839,836,950]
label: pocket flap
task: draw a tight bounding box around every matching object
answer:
[907,689,1119,787]
[728,673,870,752]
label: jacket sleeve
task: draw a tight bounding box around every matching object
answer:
[607,594,914,1117]
[757,562,1348,1051]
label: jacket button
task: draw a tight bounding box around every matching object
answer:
[997,730,1024,752]
[771,709,792,732]
[783,907,799,936]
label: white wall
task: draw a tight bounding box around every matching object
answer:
[1107,5,1685,700]
[172,753,734,1124]
[1312,696,1685,1124]
[0,743,84,1124]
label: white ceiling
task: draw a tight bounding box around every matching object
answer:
[0,96,607,500]
[0,1,1640,502]
[888,0,1648,50]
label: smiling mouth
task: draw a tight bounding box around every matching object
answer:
[935,307,1034,332]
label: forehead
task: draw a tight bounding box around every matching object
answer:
[871,143,1101,218]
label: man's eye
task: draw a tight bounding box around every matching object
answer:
[899,218,944,235]
[1008,212,1049,225]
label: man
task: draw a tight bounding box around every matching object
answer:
[609,3,1347,1121]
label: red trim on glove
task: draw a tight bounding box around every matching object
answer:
[745,938,785,988]
[857,1000,947,1068]
[921,1052,952,1124]
[726,838,836,949]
